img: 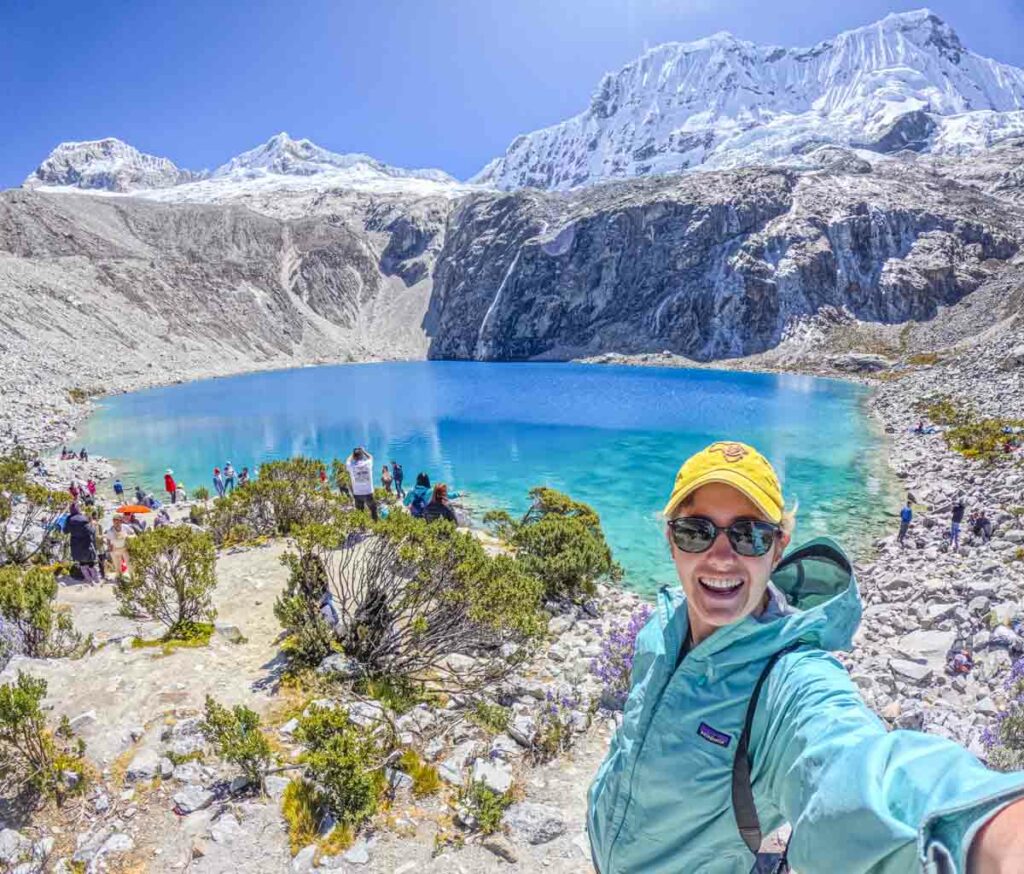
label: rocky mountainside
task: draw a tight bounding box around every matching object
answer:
[0,187,452,448]
[431,146,1024,361]
[23,133,467,201]
[475,10,1024,190]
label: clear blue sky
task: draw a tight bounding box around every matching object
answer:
[2,0,1023,189]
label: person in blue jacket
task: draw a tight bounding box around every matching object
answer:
[587,441,1024,874]
[898,499,913,545]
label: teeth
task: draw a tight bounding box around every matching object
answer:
[699,577,743,590]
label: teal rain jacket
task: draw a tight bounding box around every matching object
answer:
[587,538,1024,873]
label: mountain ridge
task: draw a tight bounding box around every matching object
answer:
[474,9,1024,190]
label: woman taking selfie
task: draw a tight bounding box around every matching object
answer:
[588,441,1024,873]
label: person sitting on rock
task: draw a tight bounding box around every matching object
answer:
[972,510,993,543]
[588,440,1024,874]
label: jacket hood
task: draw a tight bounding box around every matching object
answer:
[661,537,860,673]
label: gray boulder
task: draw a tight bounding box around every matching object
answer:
[502,802,567,845]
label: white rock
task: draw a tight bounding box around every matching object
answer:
[173,785,215,814]
[472,757,513,794]
[502,802,567,845]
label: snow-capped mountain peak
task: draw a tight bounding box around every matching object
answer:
[23,138,195,192]
[474,9,1024,190]
[213,132,456,183]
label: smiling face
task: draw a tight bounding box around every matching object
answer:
[667,482,790,645]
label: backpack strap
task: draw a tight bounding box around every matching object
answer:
[732,642,802,855]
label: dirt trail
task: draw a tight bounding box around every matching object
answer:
[0,542,291,769]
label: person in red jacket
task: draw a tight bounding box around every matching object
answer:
[164,469,178,504]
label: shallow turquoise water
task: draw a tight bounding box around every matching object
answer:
[78,362,898,593]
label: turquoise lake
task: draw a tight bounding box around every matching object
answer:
[78,362,899,593]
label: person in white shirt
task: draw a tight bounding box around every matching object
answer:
[345,447,378,521]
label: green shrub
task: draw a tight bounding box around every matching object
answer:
[459,781,513,834]
[397,748,441,797]
[0,671,87,806]
[469,701,510,736]
[906,352,941,366]
[913,394,970,427]
[188,505,208,526]
[117,526,217,639]
[200,696,272,792]
[0,450,68,564]
[192,486,210,502]
[276,530,338,668]
[355,675,428,715]
[485,487,621,603]
[947,417,1024,463]
[296,705,387,829]
[282,779,324,854]
[0,566,89,658]
[292,512,544,686]
[208,457,347,544]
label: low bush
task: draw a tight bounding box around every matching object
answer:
[291,512,545,688]
[117,526,217,639]
[589,604,653,709]
[296,705,388,829]
[397,748,441,797]
[485,487,621,603]
[192,486,210,502]
[459,781,513,835]
[531,688,589,763]
[208,457,347,544]
[0,671,87,805]
[0,566,89,658]
[275,531,338,668]
[0,450,68,564]
[983,658,1024,771]
[906,352,942,366]
[282,779,325,854]
[468,700,510,735]
[200,696,272,792]
[913,394,970,427]
[946,417,1024,463]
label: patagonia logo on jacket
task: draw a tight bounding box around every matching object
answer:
[697,722,732,747]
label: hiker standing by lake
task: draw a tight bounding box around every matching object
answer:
[898,499,913,546]
[345,447,378,522]
[113,478,124,501]
[391,460,405,499]
[951,494,966,551]
[64,503,100,585]
[212,468,225,498]
[587,440,1024,873]
[106,514,133,576]
[223,462,236,493]
[381,464,393,496]
[404,473,432,518]
[164,469,178,504]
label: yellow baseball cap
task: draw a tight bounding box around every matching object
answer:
[663,441,784,522]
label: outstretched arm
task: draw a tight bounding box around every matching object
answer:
[755,649,1024,873]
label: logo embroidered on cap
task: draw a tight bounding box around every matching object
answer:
[697,722,732,747]
[707,442,748,463]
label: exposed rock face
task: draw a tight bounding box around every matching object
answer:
[0,187,450,449]
[429,159,1022,361]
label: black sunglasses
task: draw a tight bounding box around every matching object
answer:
[667,516,780,557]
